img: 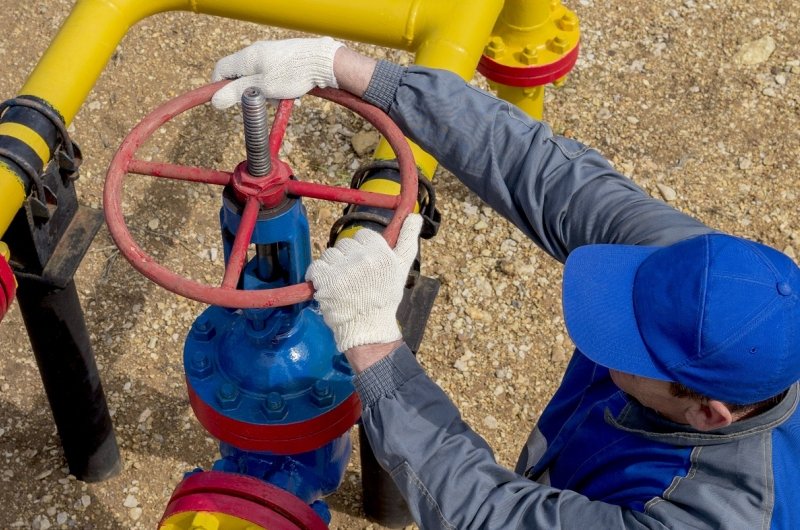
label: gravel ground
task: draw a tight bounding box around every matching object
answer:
[1,0,798,528]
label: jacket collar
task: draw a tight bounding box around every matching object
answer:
[605,382,799,446]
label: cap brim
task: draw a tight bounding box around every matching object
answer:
[563,244,673,381]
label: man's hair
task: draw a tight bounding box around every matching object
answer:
[670,382,786,419]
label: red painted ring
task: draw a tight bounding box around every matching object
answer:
[478,42,580,87]
[0,254,15,320]
[160,471,328,530]
[187,382,361,454]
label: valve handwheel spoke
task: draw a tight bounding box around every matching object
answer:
[221,197,259,290]
[104,81,417,309]
[269,98,294,158]
[128,159,233,186]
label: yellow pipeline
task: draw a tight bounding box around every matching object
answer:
[1,0,505,240]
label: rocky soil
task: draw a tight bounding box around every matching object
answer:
[0,0,798,528]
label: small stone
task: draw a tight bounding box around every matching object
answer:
[784,246,796,259]
[738,157,752,170]
[350,130,380,157]
[138,408,152,423]
[80,495,91,507]
[473,220,488,231]
[596,107,612,120]
[56,513,67,525]
[626,116,639,124]
[34,469,53,480]
[147,218,160,230]
[33,516,51,530]
[733,36,776,65]
[483,415,499,429]
[123,494,138,508]
[209,247,219,262]
[129,507,143,521]
[656,183,677,202]
[775,74,787,86]
[551,345,568,362]
[87,101,102,111]
[453,349,474,373]
[762,87,777,97]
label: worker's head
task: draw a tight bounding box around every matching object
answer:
[562,233,800,430]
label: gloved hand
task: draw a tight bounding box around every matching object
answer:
[211,37,344,109]
[306,214,423,352]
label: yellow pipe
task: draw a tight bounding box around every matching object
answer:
[478,0,580,121]
[349,0,502,240]
[0,163,26,235]
[373,0,503,177]
[3,0,506,241]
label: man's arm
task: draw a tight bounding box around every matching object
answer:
[355,60,713,262]
[355,344,682,530]
[213,42,712,261]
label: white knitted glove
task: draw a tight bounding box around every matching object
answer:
[306,215,423,352]
[211,37,344,109]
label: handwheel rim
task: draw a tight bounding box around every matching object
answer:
[103,82,417,309]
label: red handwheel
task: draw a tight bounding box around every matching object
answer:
[104,81,417,308]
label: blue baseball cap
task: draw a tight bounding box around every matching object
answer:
[563,234,800,405]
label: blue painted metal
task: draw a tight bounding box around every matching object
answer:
[212,435,352,524]
[221,191,311,288]
[181,192,356,523]
[185,303,354,427]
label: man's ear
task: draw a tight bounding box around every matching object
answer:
[684,399,733,431]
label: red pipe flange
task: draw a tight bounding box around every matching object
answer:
[477,42,580,87]
[0,253,16,322]
[187,382,361,454]
[160,471,328,530]
[104,82,418,309]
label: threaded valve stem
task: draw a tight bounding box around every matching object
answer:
[241,87,271,176]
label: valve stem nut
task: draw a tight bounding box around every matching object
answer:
[311,380,334,407]
[216,382,241,410]
[263,391,287,420]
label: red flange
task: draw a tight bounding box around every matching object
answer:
[160,470,328,530]
[477,42,580,87]
[104,82,418,309]
[0,253,15,322]
[187,382,361,454]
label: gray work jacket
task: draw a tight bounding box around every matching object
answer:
[351,61,800,529]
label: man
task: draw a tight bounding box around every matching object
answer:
[211,38,800,528]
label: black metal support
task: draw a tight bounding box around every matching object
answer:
[16,277,121,481]
[1,96,120,481]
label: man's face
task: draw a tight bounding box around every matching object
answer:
[608,370,691,424]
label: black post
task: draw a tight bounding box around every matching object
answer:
[16,277,121,481]
[1,95,121,481]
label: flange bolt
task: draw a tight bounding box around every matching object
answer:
[264,391,287,420]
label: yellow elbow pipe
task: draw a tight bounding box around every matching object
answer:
[2,0,561,241]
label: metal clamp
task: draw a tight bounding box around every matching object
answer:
[330,160,440,245]
[0,96,83,183]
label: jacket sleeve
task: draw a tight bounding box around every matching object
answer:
[363,62,713,263]
[356,346,678,530]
